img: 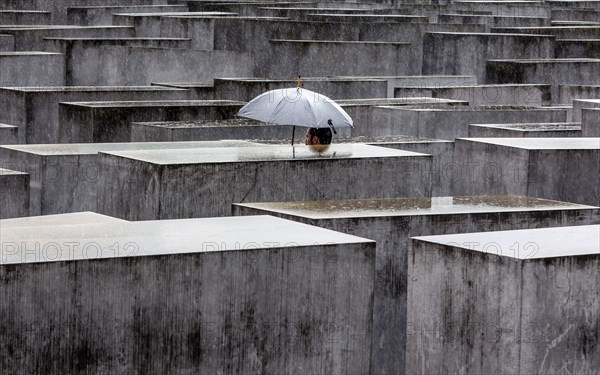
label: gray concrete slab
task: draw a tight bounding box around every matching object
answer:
[0,211,126,228]
[233,195,600,375]
[97,144,433,220]
[582,108,600,137]
[129,119,353,142]
[0,25,135,50]
[0,52,64,87]
[67,5,189,26]
[258,39,415,78]
[43,37,192,54]
[395,84,550,106]
[486,59,600,101]
[0,168,28,219]
[452,137,600,206]
[0,34,14,51]
[452,1,551,19]
[0,124,19,145]
[558,84,600,105]
[491,26,600,39]
[555,39,600,58]
[423,32,555,82]
[408,224,600,374]
[368,106,566,139]
[0,140,252,216]
[62,44,253,86]
[0,86,191,145]
[0,214,375,374]
[468,122,582,137]
[0,10,50,25]
[573,98,600,122]
[386,75,478,98]
[437,13,550,30]
[59,100,244,143]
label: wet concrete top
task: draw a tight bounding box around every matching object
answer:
[65,100,244,108]
[460,137,600,150]
[0,86,188,92]
[413,225,600,259]
[0,168,27,176]
[0,124,17,129]
[234,195,597,219]
[338,98,467,106]
[0,52,61,56]
[270,39,411,45]
[0,215,373,265]
[380,105,559,112]
[427,32,554,37]
[0,212,125,228]
[113,12,237,17]
[134,119,265,128]
[103,144,428,165]
[44,37,191,41]
[1,140,253,156]
[470,123,581,131]
[487,58,600,63]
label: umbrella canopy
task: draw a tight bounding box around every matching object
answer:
[236,87,353,133]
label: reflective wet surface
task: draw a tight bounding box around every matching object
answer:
[235,195,596,219]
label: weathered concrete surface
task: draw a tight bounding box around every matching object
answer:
[0,140,251,216]
[387,75,478,98]
[396,84,550,106]
[558,84,600,105]
[491,26,600,39]
[572,98,600,122]
[59,100,244,143]
[0,34,14,51]
[486,59,600,101]
[555,39,600,58]
[468,122,582,138]
[233,196,600,375]
[408,225,600,374]
[130,119,352,142]
[437,13,550,30]
[0,215,375,375]
[0,168,28,219]
[453,138,600,206]
[0,124,19,144]
[0,26,135,50]
[0,10,51,25]
[0,86,190,144]
[366,139,454,197]
[0,52,64,86]
[258,40,415,78]
[582,108,600,137]
[368,106,566,139]
[0,211,126,227]
[67,5,189,26]
[422,32,555,82]
[44,37,192,55]
[61,45,253,86]
[97,144,432,220]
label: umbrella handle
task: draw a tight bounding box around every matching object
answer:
[291,126,295,146]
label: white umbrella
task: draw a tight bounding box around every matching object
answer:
[236,87,353,145]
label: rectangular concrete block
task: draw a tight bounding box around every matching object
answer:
[389,75,478,98]
[63,45,253,86]
[368,106,566,139]
[422,32,555,82]
[233,196,600,375]
[408,225,600,374]
[0,168,28,219]
[452,138,600,206]
[468,122,582,137]
[97,144,433,220]
[558,84,600,105]
[0,10,50,25]
[67,5,188,26]
[0,140,251,216]
[555,39,600,58]
[582,108,600,137]
[129,119,352,143]
[258,40,415,78]
[0,34,14,51]
[58,100,244,143]
[0,215,375,374]
[0,52,64,86]
[486,59,600,100]
[0,26,135,50]
[0,124,19,144]
[0,86,190,145]
[572,98,600,122]
[491,26,600,39]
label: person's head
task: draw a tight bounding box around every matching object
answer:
[305,127,332,145]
